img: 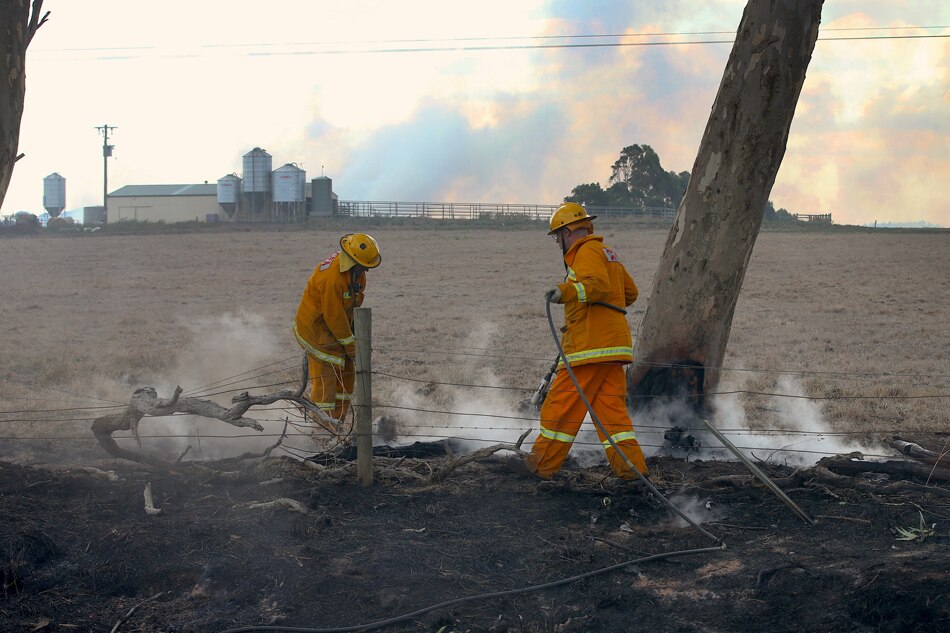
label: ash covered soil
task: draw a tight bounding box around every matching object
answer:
[1,452,947,633]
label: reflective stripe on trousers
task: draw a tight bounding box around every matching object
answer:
[528,363,648,480]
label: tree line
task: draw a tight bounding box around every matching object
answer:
[564,144,797,222]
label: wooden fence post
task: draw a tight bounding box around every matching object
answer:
[354,307,373,486]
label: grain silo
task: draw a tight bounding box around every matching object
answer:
[43,173,66,218]
[217,174,242,218]
[241,147,272,216]
[311,176,334,217]
[272,163,306,221]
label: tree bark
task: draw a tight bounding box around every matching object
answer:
[0,0,48,212]
[628,0,824,416]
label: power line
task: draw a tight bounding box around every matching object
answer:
[33,25,949,54]
[31,32,948,62]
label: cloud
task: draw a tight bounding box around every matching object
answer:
[5,0,946,227]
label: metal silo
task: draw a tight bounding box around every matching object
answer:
[272,164,305,202]
[43,173,66,218]
[272,163,306,222]
[217,173,241,218]
[311,176,334,217]
[241,147,272,216]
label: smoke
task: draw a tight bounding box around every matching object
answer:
[142,313,290,461]
[378,336,877,472]
[668,494,725,528]
[380,320,537,452]
[632,372,877,468]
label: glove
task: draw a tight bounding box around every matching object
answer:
[545,287,562,303]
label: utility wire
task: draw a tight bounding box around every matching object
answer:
[0,377,127,405]
[34,25,949,57]
[0,430,903,460]
[370,369,949,399]
[373,349,950,380]
[182,354,302,395]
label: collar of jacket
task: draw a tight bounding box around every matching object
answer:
[563,234,603,264]
[338,250,359,272]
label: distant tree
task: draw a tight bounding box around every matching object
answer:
[565,182,610,207]
[0,0,49,213]
[608,144,679,207]
[566,144,689,209]
[763,200,799,222]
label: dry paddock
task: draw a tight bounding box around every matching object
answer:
[0,219,948,465]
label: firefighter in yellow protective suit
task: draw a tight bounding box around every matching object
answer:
[294,233,381,420]
[512,203,649,480]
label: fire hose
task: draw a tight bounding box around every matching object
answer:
[541,298,724,545]
[215,300,728,633]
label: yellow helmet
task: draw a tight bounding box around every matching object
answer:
[548,202,597,235]
[340,233,381,269]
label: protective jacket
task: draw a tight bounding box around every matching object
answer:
[294,251,365,365]
[555,234,637,367]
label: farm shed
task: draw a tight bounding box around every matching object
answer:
[107,184,219,223]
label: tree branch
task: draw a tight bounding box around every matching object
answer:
[26,1,49,47]
[90,355,337,468]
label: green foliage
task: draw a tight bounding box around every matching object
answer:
[566,143,801,223]
[895,511,937,543]
[566,144,688,209]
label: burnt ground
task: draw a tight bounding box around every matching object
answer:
[0,449,947,633]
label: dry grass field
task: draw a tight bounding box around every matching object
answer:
[1,219,947,463]
[1,219,948,632]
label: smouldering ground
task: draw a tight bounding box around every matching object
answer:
[0,220,947,464]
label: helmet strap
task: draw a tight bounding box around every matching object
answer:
[559,228,570,276]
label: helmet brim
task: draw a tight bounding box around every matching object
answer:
[547,215,597,235]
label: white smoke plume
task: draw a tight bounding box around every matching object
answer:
[668,494,726,528]
[142,313,290,461]
[381,320,536,452]
[632,372,878,468]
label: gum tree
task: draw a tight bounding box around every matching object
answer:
[0,0,48,212]
[627,0,824,415]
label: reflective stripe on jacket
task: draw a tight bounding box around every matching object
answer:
[556,235,637,368]
[294,252,365,361]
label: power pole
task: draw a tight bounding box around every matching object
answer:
[95,124,116,221]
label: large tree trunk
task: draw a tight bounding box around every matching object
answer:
[0,0,48,213]
[628,0,823,417]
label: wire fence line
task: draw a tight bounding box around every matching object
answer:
[2,341,946,462]
[0,431,899,461]
[337,201,677,221]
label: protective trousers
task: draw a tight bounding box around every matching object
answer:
[306,354,354,421]
[528,363,648,480]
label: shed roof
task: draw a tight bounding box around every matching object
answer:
[110,184,217,197]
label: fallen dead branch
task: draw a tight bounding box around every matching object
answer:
[808,464,950,499]
[110,591,164,633]
[819,454,950,483]
[143,482,163,516]
[431,429,532,483]
[91,356,333,469]
[891,438,949,470]
[813,514,871,525]
[235,498,308,515]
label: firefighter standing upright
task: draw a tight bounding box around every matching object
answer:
[294,233,381,421]
[510,203,649,480]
